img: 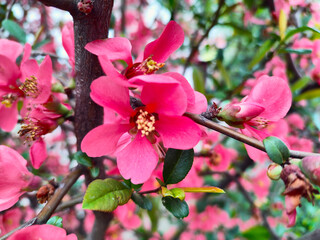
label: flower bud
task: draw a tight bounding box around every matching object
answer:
[301,156,320,187]
[267,163,283,180]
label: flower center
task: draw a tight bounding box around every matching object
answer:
[18,117,46,143]
[209,152,222,166]
[19,76,39,98]
[135,109,156,137]
[124,56,165,79]
[1,94,17,108]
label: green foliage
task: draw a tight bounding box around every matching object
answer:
[131,192,153,211]
[283,26,320,42]
[248,39,275,69]
[82,179,132,212]
[263,136,290,164]
[294,89,320,101]
[73,151,92,167]
[241,225,271,240]
[162,196,189,219]
[46,216,63,228]
[90,167,100,178]
[163,148,194,185]
[193,67,205,94]
[1,19,26,43]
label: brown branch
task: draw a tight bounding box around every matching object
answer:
[184,112,320,159]
[183,0,225,73]
[37,0,77,14]
[55,195,84,212]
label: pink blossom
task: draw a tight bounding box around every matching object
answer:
[81,78,202,183]
[7,224,77,240]
[0,208,23,236]
[114,200,141,229]
[62,21,75,76]
[0,145,33,211]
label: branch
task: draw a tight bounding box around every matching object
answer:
[297,229,320,240]
[55,195,84,212]
[183,0,225,73]
[184,112,320,159]
[0,167,83,240]
[37,0,77,14]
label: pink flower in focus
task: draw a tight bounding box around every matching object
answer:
[7,224,77,240]
[0,145,33,211]
[81,78,202,183]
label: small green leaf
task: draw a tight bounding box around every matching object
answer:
[73,151,92,167]
[46,216,63,228]
[284,26,320,43]
[291,77,310,92]
[241,225,271,240]
[193,67,205,94]
[90,167,100,178]
[163,148,194,185]
[216,60,232,89]
[32,39,51,50]
[248,40,275,69]
[263,136,290,164]
[131,192,153,210]
[162,196,189,219]
[123,179,143,191]
[156,178,165,186]
[161,187,185,200]
[82,179,132,212]
[279,48,312,55]
[2,19,26,43]
[294,89,320,101]
[279,9,287,40]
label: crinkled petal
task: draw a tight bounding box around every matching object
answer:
[186,91,208,114]
[117,134,158,184]
[144,21,184,63]
[81,123,131,157]
[162,72,195,106]
[90,76,132,118]
[85,38,133,66]
[156,115,202,149]
[0,55,20,87]
[245,75,292,121]
[34,55,52,104]
[30,138,47,169]
[138,80,187,116]
[0,102,18,132]
[0,39,23,62]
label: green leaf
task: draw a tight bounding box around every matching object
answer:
[284,26,320,42]
[2,19,26,43]
[131,192,153,210]
[73,151,92,167]
[294,89,320,101]
[216,60,232,89]
[90,167,100,178]
[162,196,189,219]
[46,216,63,228]
[82,179,132,212]
[263,136,290,164]
[248,40,275,69]
[279,48,312,55]
[193,67,205,94]
[163,148,194,185]
[123,179,143,191]
[241,225,271,240]
[291,77,310,92]
[32,39,51,50]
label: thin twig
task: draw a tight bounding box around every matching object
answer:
[139,187,161,195]
[55,195,84,212]
[184,112,320,159]
[183,0,225,74]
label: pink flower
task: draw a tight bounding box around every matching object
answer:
[20,55,53,104]
[0,145,33,211]
[0,208,23,236]
[301,156,320,187]
[62,21,75,76]
[114,200,141,229]
[7,224,77,240]
[218,75,292,160]
[81,77,202,183]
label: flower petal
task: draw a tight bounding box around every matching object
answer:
[34,55,52,104]
[62,21,75,69]
[85,37,133,66]
[144,21,184,63]
[81,123,131,157]
[30,138,48,169]
[0,39,23,62]
[186,91,208,114]
[90,76,132,118]
[139,81,187,116]
[245,75,292,121]
[156,115,202,149]
[0,102,18,132]
[117,134,158,184]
